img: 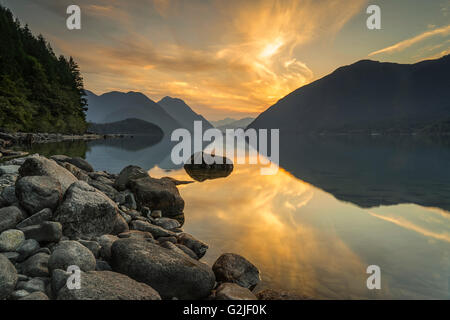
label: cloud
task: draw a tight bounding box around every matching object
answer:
[369,25,450,56]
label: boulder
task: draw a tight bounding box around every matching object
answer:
[212,253,261,290]
[54,181,118,239]
[2,252,19,262]
[215,283,257,300]
[78,240,101,258]
[117,230,153,240]
[19,221,62,243]
[57,271,161,300]
[0,229,25,252]
[124,193,137,210]
[111,214,129,235]
[16,277,46,293]
[48,240,96,272]
[178,233,208,259]
[16,239,40,262]
[19,253,50,277]
[1,186,17,205]
[0,254,18,299]
[0,206,23,233]
[128,177,184,218]
[51,269,70,294]
[16,208,53,229]
[110,238,215,299]
[10,289,30,300]
[95,260,112,271]
[130,220,175,238]
[65,157,94,173]
[114,165,149,191]
[18,156,78,193]
[97,235,118,261]
[88,179,119,201]
[175,244,199,260]
[63,163,90,182]
[154,217,181,230]
[15,176,62,214]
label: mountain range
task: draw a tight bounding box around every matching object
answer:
[249,55,450,134]
[85,91,212,134]
[211,117,255,131]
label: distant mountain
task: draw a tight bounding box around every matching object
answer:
[157,96,213,131]
[85,91,182,133]
[215,117,255,131]
[249,55,450,134]
[211,118,238,127]
[88,118,164,137]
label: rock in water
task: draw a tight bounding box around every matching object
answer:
[57,271,161,300]
[48,240,96,272]
[0,254,18,299]
[215,283,257,300]
[177,233,209,259]
[54,181,118,239]
[110,238,215,299]
[184,152,233,182]
[0,206,23,233]
[15,176,62,214]
[212,253,261,290]
[128,176,184,217]
[65,157,94,173]
[18,156,78,193]
[0,229,25,252]
[114,165,149,191]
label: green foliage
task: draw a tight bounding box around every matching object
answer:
[0,5,87,134]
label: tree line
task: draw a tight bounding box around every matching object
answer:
[0,5,87,134]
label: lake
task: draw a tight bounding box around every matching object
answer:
[24,134,450,299]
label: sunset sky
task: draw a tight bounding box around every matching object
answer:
[1,0,449,120]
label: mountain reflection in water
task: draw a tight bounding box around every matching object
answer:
[25,134,450,299]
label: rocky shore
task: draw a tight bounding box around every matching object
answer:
[0,132,127,161]
[0,154,298,300]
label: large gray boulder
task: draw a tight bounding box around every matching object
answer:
[54,181,118,239]
[18,156,78,193]
[212,253,261,290]
[15,176,62,214]
[48,240,96,272]
[0,254,18,299]
[57,271,161,300]
[128,176,185,218]
[114,165,149,191]
[0,206,23,233]
[111,238,215,299]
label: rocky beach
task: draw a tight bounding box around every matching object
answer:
[0,153,298,301]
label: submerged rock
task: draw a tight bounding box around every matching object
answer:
[54,181,118,239]
[110,238,215,299]
[184,152,233,182]
[212,253,261,290]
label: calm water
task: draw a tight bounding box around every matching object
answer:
[26,134,450,299]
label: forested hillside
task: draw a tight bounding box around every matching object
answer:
[0,5,87,134]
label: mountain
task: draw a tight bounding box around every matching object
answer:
[211,118,238,127]
[157,96,213,131]
[85,91,182,133]
[249,55,450,134]
[88,118,164,137]
[215,117,255,131]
